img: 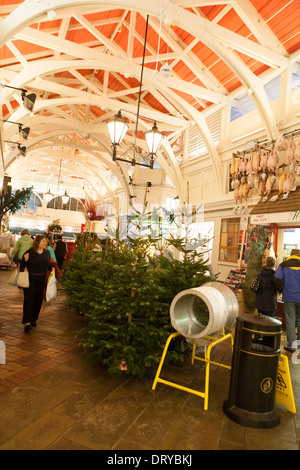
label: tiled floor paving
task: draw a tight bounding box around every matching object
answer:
[0,268,299,450]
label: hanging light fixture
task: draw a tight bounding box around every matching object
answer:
[44,189,54,203]
[19,126,30,140]
[2,120,30,140]
[4,140,26,156]
[144,122,164,169]
[107,111,128,160]
[1,84,36,112]
[62,190,70,205]
[56,158,70,207]
[106,15,164,169]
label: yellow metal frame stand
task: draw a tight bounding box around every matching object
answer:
[152,330,234,410]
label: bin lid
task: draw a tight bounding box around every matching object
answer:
[241,313,282,333]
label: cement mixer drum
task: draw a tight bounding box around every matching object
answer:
[170,282,239,339]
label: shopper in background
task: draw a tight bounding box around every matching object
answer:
[53,235,66,270]
[275,249,300,353]
[255,257,277,318]
[11,229,33,265]
[20,234,53,333]
[46,235,57,262]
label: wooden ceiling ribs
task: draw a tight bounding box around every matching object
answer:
[0,0,299,202]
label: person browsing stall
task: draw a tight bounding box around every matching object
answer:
[255,256,278,318]
[53,235,66,270]
[274,249,300,353]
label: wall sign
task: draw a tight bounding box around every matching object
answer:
[251,210,300,225]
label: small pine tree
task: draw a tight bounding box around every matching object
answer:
[63,236,182,377]
[61,206,212,376]
[0,186,32,231]
[61,238,101,315]
[154,235,212,306]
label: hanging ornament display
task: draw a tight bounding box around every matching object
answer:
[231,129,300,213]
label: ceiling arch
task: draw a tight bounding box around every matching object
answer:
[1,0,299,202]
[7,139,130,201]
[10,151,113,199]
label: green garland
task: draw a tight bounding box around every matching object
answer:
[48,223,62,232]
[242,225,269,309]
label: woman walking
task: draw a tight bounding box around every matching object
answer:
[255,256,278,317]
[20,234,60,333]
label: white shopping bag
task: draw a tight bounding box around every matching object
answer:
[46,268,57,301]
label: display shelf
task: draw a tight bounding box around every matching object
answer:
[224,268,247,315]
[224,268,247,294]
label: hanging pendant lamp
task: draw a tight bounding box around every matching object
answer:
[44,189,54,203]
[106,15,164,168]
[62,190,70,205]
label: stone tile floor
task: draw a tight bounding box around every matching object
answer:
[0,268,299,450]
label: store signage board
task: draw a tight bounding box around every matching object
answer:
[251,210,300,225]
[250,213,269,224]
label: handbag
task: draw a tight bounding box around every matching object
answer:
[46,268,57,301]
[17,269,29,288]
[7,269,19,286]
[250,275,260,293]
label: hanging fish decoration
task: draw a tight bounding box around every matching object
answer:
[261,174,275,202]
[260,150,268,172]
[270,165,287,202]
[246,152,253,174]
[275,134,288,151]
[286,140,295,162]
[252,147,260,175]
[282,172,296,199]
[258,178,266,200]
[267,147,279,172]
[294,140,300,162]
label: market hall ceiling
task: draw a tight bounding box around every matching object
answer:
[0,0,299,201]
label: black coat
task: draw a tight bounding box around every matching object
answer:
[255,267,277,313]
[54,240,66,258]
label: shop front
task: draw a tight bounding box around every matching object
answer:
[250,187,300,327]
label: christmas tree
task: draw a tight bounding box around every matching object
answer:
[61,206,212,376]
[62,236,182,377]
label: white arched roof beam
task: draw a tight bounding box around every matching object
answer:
[5,135,129,202]
[163,86,224,191]
[4,115,176,199]
[10,160,101,198]
[0,0,290,183]
[3,75,186,197]
[11,162,108,204]
[0,8,226,197]
[160,3,283,140]
[4,106,183,199]
[9,150,121,210]
[2,61,186,151]
[0,0,288,69]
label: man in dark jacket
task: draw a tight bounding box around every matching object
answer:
[53,235,67,270]
[274,249,300,352]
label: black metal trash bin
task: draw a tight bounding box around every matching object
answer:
[223,313,282,428]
